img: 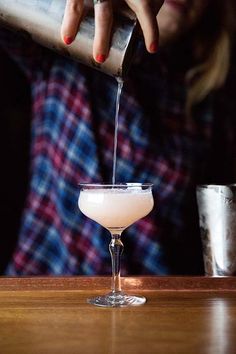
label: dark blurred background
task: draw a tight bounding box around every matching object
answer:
[0,49,31,273]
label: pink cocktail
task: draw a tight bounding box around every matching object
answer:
[78,183,154,307]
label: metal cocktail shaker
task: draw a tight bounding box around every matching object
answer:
[196,184,236,276]
[0,0,138,77]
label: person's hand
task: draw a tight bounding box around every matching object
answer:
[61,0,164,63]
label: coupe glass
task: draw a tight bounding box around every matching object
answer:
[78,183,154,307]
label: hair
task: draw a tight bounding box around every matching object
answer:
[186,0,235,115]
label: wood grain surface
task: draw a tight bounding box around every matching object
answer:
[0,277,235,354]
[0,276,236,291]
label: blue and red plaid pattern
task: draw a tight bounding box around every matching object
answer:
[1,29,234,275]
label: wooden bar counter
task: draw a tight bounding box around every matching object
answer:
[0,276,235,354]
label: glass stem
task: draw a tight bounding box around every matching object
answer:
[109,232,124,294]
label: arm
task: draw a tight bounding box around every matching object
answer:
[61,0,164,63]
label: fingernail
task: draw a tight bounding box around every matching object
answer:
[64,36,73,45]
[150,40,158,53]
[95,54,106,63]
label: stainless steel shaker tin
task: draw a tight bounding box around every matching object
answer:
[0,0,138,77]
[196,184,236,276]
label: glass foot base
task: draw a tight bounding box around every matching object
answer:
[87,292,146,307]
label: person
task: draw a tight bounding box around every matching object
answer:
[0,0,235,275]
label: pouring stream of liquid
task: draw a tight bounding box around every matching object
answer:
[112,78,124,185]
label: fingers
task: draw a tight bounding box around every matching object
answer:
[93,1,113,63]
[61,0,113,63]
[61,0,164,63]
[61,0,84,45]
[125,0,164,53]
